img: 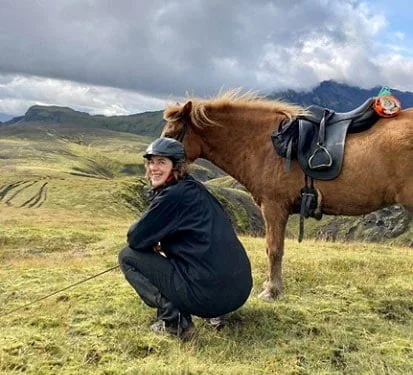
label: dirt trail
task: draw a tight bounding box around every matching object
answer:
[0,179,49,208]
[20,182,48,208]
[0,180,29,200]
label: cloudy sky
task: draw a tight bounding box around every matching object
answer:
[1,0,412,117]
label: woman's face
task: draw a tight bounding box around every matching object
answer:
[146,155,174,188]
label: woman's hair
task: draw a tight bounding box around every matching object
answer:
[144,158,190,183]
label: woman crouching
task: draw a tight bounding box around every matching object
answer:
[118,138,252,340]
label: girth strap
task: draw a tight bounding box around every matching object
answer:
[298,176,320,242]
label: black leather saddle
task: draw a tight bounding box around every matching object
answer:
[272,97,380,180]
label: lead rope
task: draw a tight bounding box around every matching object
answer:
[1,264,119,317]
[177,312,182,339]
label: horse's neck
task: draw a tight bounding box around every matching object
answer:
[199,112,283,194]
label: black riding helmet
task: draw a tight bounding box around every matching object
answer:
[143,138,186,163]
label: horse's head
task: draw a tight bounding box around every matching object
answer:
[161,100,203,162]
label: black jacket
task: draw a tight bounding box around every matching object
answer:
[127,175,252,316]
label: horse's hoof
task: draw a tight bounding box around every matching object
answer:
[258,289,276,302]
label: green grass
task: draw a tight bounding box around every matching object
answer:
[1,211,412,374]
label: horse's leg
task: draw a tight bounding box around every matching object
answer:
[258,202,289,301]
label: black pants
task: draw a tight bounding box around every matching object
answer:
[118,246,192,328]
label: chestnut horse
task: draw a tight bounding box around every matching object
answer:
[161,90,413,301]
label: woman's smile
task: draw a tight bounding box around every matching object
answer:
[147,156,174,187]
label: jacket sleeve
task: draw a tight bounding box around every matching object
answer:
[126,188,181,251]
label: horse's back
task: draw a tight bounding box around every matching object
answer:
[345,109,413,168]
[359,108,413,147]
[317,109,413,214]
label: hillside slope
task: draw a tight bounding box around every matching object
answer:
[0,121,261,235]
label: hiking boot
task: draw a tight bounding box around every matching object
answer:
[204,315,227,330]
[150,320,197,341]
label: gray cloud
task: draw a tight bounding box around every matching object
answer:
[0,0,412,115]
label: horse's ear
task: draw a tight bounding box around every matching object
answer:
[182,101,192,117]
[164,101,192,121]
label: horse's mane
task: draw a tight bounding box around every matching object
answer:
[164,89,306,127]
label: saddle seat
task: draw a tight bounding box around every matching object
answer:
[305,97,375,125]
[272,97,380,180]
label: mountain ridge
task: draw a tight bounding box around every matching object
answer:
[0,113,14,122]
[269,80,413,111]
[3,104,165,138]
[4,80,413,138]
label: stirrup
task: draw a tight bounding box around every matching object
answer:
[308,144,333,169]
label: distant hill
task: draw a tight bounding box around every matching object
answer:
[270,80,413,111]
[4,105,164,138]
[0,113,14,122]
